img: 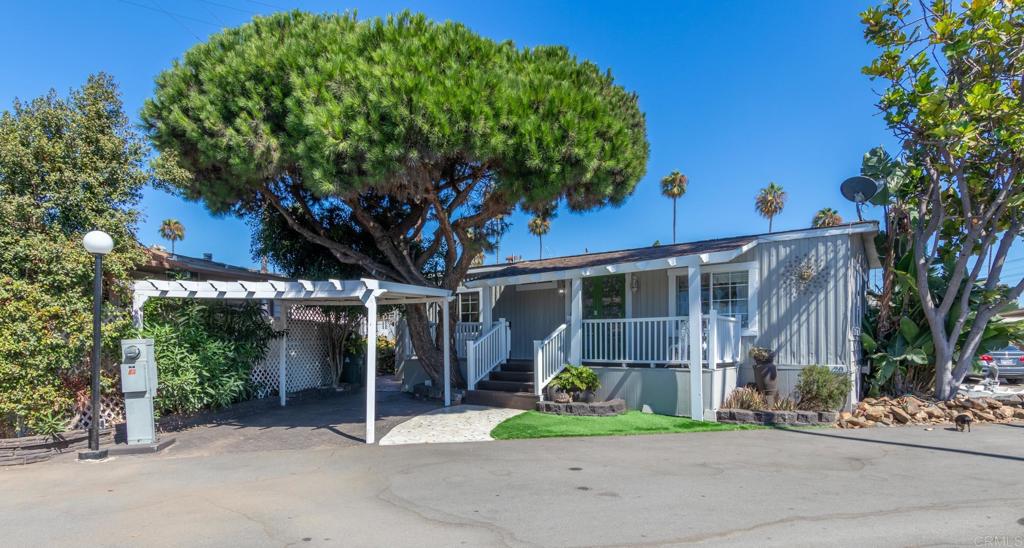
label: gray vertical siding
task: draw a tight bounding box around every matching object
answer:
[751,233,858,368]
[492,284,565,359]
[481,232,870,373]
[631,270,668,318]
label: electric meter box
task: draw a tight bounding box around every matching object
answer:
[120,339,157,445]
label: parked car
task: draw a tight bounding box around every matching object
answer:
[974,345,1024,383]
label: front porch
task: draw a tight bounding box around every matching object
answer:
[459,255,751,419]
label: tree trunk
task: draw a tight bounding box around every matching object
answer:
[933,342,956,400]
[768,216,773,233]
[539,235,543,259]
[405,303,466,388]
[672,197,677,244]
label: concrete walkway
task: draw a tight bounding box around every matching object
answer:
[379,404,525,445]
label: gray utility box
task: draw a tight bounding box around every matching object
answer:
[120,339,158,445]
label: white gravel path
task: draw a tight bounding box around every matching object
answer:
[378,405,525,445]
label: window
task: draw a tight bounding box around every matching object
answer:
[458,292,480,323]
[676,271,749,327]
[583,274,625,319]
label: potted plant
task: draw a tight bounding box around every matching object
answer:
[748,346,779,404]
[552,365,601,403]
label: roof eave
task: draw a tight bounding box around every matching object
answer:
[464,240,757,288]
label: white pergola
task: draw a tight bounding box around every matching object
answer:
[131,277,453,444]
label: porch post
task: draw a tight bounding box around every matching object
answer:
[131,293,148,329]
[569,277,583,364]
[688,265,704,420]
[362,291,379,444]
[278,302,290,407]
[480,287,493,329]
[442,297,452,407]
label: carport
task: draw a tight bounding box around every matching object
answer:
[131,277,453,444]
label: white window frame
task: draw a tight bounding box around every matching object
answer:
[667,261,759,336]
[455,288,483,324]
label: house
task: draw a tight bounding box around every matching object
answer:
[399,221,880,418]
[134,247,290,282]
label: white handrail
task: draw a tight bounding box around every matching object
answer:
[533,323,568,398]
[466,319,511,390]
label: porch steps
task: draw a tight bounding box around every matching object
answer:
[465,359,540,410]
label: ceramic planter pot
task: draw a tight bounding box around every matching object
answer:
[753,361,779,404]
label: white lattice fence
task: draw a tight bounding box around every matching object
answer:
[252,306,335,398]
[69,394,125,431]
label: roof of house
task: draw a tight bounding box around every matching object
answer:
[467,221,880,284]
[135,247,291,282]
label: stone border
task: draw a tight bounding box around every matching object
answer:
[536,399,627,416]
[717,409,838,426]
[0,428,114,466]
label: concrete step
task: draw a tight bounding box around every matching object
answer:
[501,361,534,372]
[464,389,539,410]
[490,370,534,382]
[477,379,535,393]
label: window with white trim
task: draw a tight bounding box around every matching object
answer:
[458,292,480,323]
[676,271,750,327]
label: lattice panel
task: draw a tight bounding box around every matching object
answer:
[252,306,335,398]
[70,394,125,431]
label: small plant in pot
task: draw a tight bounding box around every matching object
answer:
[552,365,601,403]
[748,346,779,404]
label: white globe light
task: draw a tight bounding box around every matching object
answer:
[83,230,114,255]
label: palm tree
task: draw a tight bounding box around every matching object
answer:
[755,182,786,233]
[660,171,688,243]
[528,216,551,259]
[812,207,843,228]
[159,218,185,256]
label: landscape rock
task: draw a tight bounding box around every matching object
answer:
[889,407,912,424]
[841,395,1023,429]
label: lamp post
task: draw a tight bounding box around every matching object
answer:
[80,230,113,461]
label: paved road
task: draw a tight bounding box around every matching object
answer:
[2,421,1023,547]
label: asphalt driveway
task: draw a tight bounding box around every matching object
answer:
[3,419,1023,546]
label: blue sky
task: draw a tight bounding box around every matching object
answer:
[10,1,1014,279]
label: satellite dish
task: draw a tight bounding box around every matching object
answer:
[840,176,880,221]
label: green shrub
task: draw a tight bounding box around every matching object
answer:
[376,336,396,375]
[795,365,851,411]
[552,365,601,394]
[139,299,277,416]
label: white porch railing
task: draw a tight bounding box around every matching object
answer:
[582,314,742,367]
[455,322,483,358]
[467,319,511,390]
[396,320,485,361]
[533,323,568,397]
[583,317,689,364]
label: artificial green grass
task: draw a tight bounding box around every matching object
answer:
[490,410,762,440]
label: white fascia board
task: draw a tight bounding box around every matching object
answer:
[756,223,878,243]
[463,242,756,288]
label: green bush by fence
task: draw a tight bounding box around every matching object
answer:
[138,299,278,416]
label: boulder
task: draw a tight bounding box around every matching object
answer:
[994,407,1015,420]
[983,397,1003,409]
[865,406,887,421]
[975,410,997,422]
[1014,408,1024,419]
[890,407,913,424]
[902,398,921,415]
